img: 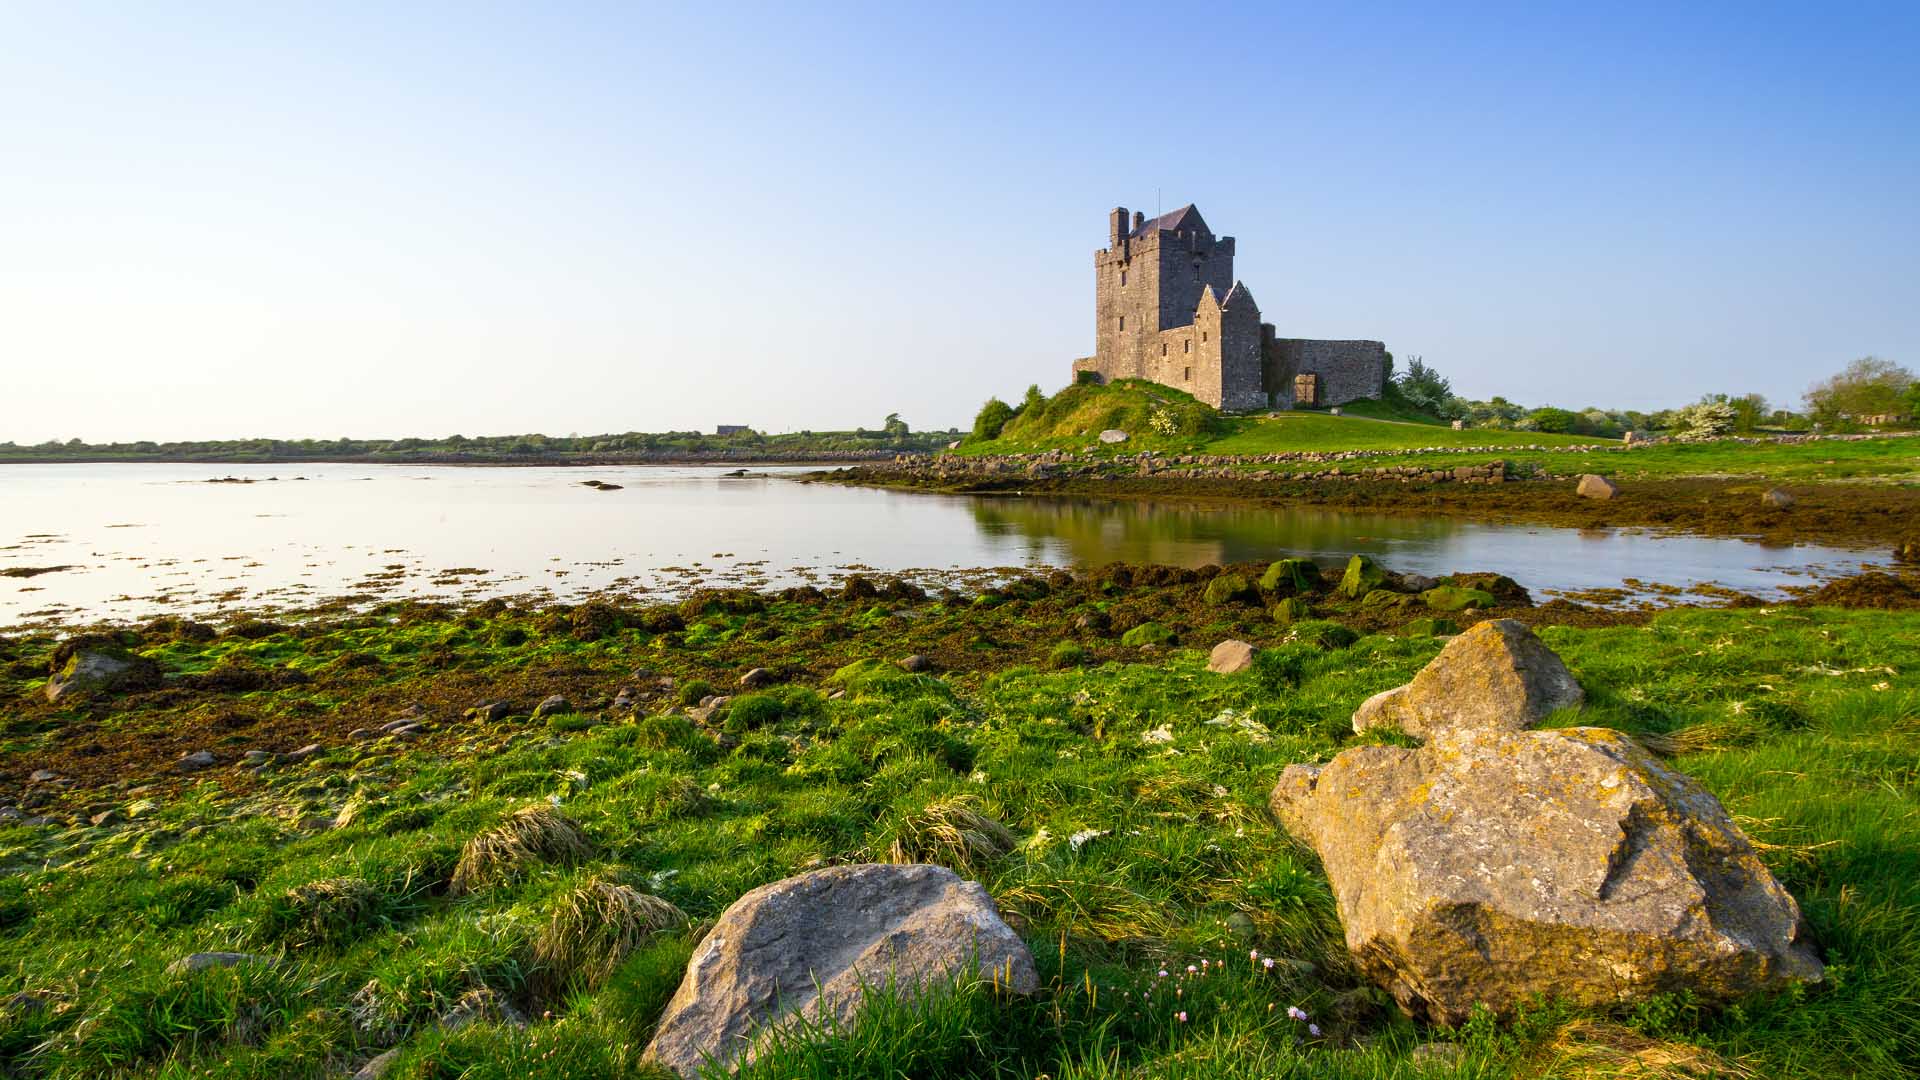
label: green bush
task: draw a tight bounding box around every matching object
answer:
[971,398,1017,442]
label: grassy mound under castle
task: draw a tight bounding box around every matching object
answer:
[0,567,1916,1077]
[955,379,1920,483]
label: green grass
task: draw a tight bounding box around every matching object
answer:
[1,601,1916,1078]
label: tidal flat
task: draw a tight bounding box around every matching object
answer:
[1,559,1916,1078]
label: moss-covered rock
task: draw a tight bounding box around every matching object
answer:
[1338,555,1389,599]
[1399,617,1461,637]
[1259,558,1320,595]
[1119,622,1175,647]
[1270,597,1312,625]
[1361,588,1417,611]
[1422,586,1497,612]
[1202,573,1256,606]
[1048,642,1091,669]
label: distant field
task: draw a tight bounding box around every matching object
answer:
[1334,436,1920,482]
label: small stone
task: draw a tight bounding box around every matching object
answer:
[534,694,570,718]
[1576,474,1618,500]
[898,654,933,673]
[89,809,122,827]
[1224,912,1257,942]
[242,750,275,766]
[28,770,59,784]
[467,701,511,723]
[285,743,321,761]
[176,750,216,772]
[738,668,775,689]
[389,723,425,737]
[1097,429,1129,444]
[1761,488,1795,509]
[1207,640,1257,675]
[347,728,374,741]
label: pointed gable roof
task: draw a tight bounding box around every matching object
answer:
[1130,203,1209,237]
[1219,280,1256,310]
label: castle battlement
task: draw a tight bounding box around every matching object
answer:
[1073,203,1384,412]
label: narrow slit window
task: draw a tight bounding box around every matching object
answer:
[1120,271,1127,286]
[1183,339,1191,354]
[1161,343,1167,356]
[1118,315,1125,331]
[1184,366,1191,381]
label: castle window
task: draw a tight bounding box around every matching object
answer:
[1120,271,1127,286]
[1183,339,1190,354]
[1202,331,1208,343]
[1183,366,1191,381]
[1118,316,1125,331]
[1161,343,1167,356]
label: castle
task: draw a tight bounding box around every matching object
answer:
[1071,204,1386,412]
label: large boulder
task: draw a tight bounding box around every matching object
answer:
[1576,474,1619,500]
[1352,619,1582,741]
[644,863,1036,1076]
[1276,628,1820,1023]
[1270,726,1823,1023]
[45,644,161,702]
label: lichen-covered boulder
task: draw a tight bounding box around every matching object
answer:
[1352,619,1582,741]
[1270,726,1822,1023]
[644,863,1036,1076]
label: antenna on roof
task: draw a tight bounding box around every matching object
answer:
[1156,187,1161,220]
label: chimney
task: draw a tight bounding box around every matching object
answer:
[1109,207,1128,248]
[1133,210,1145,232]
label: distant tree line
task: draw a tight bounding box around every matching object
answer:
[1386,354,1917,439]
[0,418,958,463]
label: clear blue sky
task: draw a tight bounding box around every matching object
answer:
[3,2,1915,441]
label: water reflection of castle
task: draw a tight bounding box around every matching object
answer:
[968,496,1460,569]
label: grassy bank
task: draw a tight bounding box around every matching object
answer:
[959,380,1920,484]
[1,570,1917,1078]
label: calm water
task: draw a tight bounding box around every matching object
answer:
[0,463,1888,627]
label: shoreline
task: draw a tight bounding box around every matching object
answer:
[821,467,1920,551]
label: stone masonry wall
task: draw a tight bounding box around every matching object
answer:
[1269,339,1386,407]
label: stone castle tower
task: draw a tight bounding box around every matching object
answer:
[1071,204,1386,412]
